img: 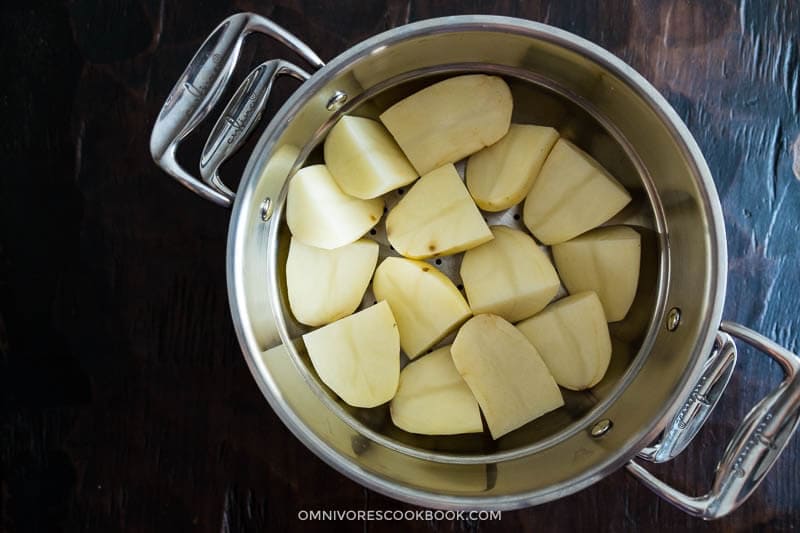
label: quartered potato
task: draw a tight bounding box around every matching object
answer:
[380,74,513,175]
[302,301,400,408]
[324,115,418,199]
[390,346,483,435]
[385,164,493,259]
[466,124,559,211]
[286,237,379,327]
[517,291,612,390]
[460,226,560,323]
[372,257,471,358]
[287,164,384,249]
[284,73,644,439]
[523,139,631,244]
[552,226,642,322]
[451,314,564,439]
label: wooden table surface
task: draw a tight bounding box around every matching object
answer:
[2,1,799,531]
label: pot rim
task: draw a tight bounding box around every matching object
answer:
[226,15,728,508]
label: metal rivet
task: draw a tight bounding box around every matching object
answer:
[666,307,682,331]
[326,90,348,111]
[590,419,613,438]
[260,197,272,222]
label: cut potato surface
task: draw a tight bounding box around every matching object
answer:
[385,164,493,259]
[380,74,513,175]
[460,226,560,323]
[552,226,641,322]
[302,301,400,408]
[451,314,564,439]
[390,346,483,435]
[287,164,384,249]
[372,257,471,358]
[523,139,631,244]
[516,292,612,390]
[286,237,379,327]
[324,115,418,199]
[466,124,559,211]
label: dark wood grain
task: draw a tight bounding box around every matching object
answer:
[1,1,799,531]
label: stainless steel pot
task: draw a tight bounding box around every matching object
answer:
[150,13,800,519]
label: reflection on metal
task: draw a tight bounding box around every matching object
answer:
[666,307,682,331]
[590,419,613,438]
[326,90,349,111]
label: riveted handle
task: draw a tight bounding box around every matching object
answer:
[637,332,737,463]
[199,60,310,202]
[627,321,800,519]
[150,12,323,207]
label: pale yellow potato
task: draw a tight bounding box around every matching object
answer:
[390,346,483,435]
[385,164,493,259]
[552,226,641,322]
[516,292,612,390]
[460,226,560,323]
[372,257,471,358]
[286,237,379,327]
[287,164,383,249]
[379,74,513,175]
[466,124,559,211]
[451,314,564,439]
[523,139,631,244]
[324,115,418,199]
[302,301,399,408]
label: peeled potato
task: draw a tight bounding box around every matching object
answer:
[460,226,560,323]
[523,139,631,244]
[451,314,564,439]
[379,74,513,175]
[552,226,641,322]
[286,237,379,327]
[516,292,612,390]
[324,115,418,199]
[287,164,383,249]
[302,301,399,408]
[390,346,483,435]
[466,124,559,211]
[385,164,493,259]
[372,257,471,358]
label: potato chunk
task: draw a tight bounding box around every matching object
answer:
[516,292,612,390]
[302,301,399,408]
[523,139,631,244]
[460,226,560,322]
[552,226,641,321]
[286,237,379,327]
[372,257,471,358]
[287,164,383,249]
[380,74,513,175]
[324,115,418,199]
[466,124,559,211]
[451,314,564,439]
[385,164,493,259]
[390,346,483,435]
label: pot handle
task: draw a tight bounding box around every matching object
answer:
[627,321,800,519]
[149,12,323,208]
[637,332,737,463]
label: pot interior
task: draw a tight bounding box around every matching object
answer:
[271,65,665,461]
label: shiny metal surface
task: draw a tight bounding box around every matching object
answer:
[149,13,323,207]
[638,332,737,463]
[200,60,310,201]
[628,322,800,519]
[151,12,799,516]
[227,15,728,509]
